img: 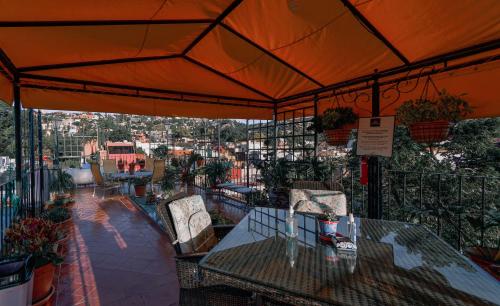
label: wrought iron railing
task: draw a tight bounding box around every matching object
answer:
[0,167,53,251]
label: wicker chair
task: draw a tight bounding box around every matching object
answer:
[90,162,121,199]
[150,159,165,193]
[156,194,254,305]
[144,157,154,172]
[102,159,117,176]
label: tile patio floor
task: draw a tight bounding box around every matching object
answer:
[53,189,179,306]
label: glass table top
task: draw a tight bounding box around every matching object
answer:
[200,208,500,305]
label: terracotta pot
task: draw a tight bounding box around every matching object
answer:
[53,193,71,201]
[135,185,146,197]
[32,285,55,306]
[33,263,56,303]
[409,120,449,144]
[324,124,355,146]
[465,247,500,280]
[56,216,73,234]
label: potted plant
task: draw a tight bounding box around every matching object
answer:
[396,90,472,143]
[310,107,358,146]
[49,170,75,201]
[145,191,156,204]
[45,196,74,210]
[317,209,340,240]
[161,167,179,198]
[204,160,233,189]
[5,218,63,303]
[178,154,202,186]
[117,159,125,172]
[129,162,136,175]
[42,207,73,234]
[133,176,149,197]
[256,158,292,208]
[465,208,500,279]
[137,159,146,170]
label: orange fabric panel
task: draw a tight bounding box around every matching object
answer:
[20,87,273,120]
[0,0,232,21]
[280,61,500,120]
[379,61,500,119]
[0,24,206,67]
[350,0,500,61]
[189,26,318,98]
[225,0,402,86]
[29,58,267,100]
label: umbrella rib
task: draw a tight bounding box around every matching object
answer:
[184,56,275,101]
[182,0,244,55]
[0,19,215,27]
[339,0,410,65]
[19,72,273,104]
[220,23,325,88]
[21,83,274,109]
[18,55,182,72]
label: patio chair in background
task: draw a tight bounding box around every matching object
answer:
[102,159,117,176]
[289,186,347,216]
[145,157,154,172]
[150,159,165,193]
[156,194,253,305]
[90,162,122,199]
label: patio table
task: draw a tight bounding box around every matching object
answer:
[109,171,152,194]
[199,207,500,306]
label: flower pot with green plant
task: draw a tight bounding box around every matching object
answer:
[396,90,472,144]
[178,153,202,186]
[317,209,340,240]
[133,176,149,197]
[465,208,500,279]
[161,166,179,198]
[45,196,75,210]
[49,170,75,201]
[5,218,63,303]
[204,160,233,189]
[145,191,157,204]
[43,207,73,234]
[129,162,136,175]
[256,158,292,208]
[137,159,146,170]
[311,107,358,146]
[117,159,125,172]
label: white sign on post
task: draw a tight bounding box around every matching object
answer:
[356,116,395,157]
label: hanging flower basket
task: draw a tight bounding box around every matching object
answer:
[309,106,358,147]
[409,120,450,144]
[324,124,355,146]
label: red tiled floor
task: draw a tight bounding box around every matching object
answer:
[54,189,179,306]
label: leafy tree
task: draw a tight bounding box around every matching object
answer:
[152,145,169,159]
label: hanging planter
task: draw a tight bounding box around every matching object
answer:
[396,78,472,144]
[310,107,358,146]
[324,123,356,146]
[409,120,450,143]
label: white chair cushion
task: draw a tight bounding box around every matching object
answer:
[290,189,347,216]
[168,195,214,253]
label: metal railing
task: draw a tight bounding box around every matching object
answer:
[0,167,53,251]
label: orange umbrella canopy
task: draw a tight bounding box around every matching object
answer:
[0,0,499,119]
